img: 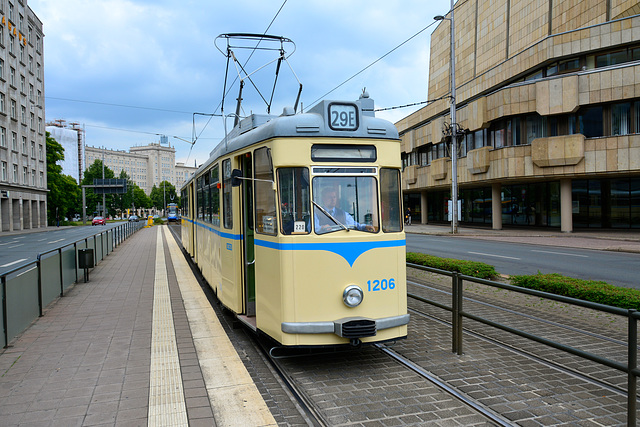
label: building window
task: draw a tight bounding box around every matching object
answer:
[10,99,16,119]
[11,132,16,150]
[20,105,25,124]
[9,67,14,86]
[13,164,17,182]
[0,127,5,147]
[30,141,35,157]
[612,103,631,136]
[1,161,6,181]
[31,170,35,186]
[9,35,13,55]
[19,74,24,92]
[578,106,604,138]
[19,44,23,63]
[0,58,3,79]
[38,144,42,160]
[22,136,26,153]
[29,112,33,129]
[39,171,43,187]
[23,167,26,184]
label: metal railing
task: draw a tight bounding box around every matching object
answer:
[407,262,639,426]
[1,221,143,349]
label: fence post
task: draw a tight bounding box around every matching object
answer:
[628,309,637,427]
[59,248,64,297]
[37,255,43,317]
[452,272,460,354]
[2,276,7,348]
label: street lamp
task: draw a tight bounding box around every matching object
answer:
[435,0,458,234]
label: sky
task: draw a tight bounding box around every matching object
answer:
[29,0,449,167]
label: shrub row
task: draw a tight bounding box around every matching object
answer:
[406,252,498,280]
[406,251,639,310]
[510,272,640,310]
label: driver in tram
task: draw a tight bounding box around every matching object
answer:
[315,187,374,233]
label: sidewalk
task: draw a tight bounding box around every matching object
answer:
[404,223,640,253]
[0,226,275,426]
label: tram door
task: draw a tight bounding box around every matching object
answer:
[240,154,256,316]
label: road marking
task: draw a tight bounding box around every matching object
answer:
[48,238,65,244]
[531,249,588,258]
[0,241,19,246]
[468,251,521,260]
[8,244,24,249]
[1,258,27,267]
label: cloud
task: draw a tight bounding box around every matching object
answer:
[31,0,448,165]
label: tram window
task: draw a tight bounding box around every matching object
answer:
[211,165,220,226]
[204,172,211,223]
[312,176,379,234]
[254,147,277,235]
[311,144,376,162]
[278,168,310,235]
[223,159,233,229]
[196,177,204,220]
[380,169,402,232]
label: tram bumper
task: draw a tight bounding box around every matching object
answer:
[281,314,409,339]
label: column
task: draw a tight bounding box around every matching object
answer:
[492,183,502,230]
[420,191,428,224]
[560,178,573,233]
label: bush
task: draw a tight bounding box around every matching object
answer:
[406,252,498,279]
[510,272,640,310]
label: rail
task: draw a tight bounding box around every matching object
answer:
[406,262,639,427]
[1,221,144,349]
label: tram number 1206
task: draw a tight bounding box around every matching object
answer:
[367,279,396,292]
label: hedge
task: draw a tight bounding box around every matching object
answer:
[510,272,640,310]
[406,252,498,280]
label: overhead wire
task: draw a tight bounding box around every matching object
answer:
[187,0,289,163]
[307,20,437,108]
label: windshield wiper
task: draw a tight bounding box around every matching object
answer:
[312,201,349,231]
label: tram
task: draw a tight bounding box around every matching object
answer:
[180,92,408,347]
[167,203,179,222]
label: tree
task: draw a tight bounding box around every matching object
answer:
[46,132,80,224]
[150,180,177,212]
[81,160,116,216]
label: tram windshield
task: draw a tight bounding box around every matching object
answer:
[312,176,378,234]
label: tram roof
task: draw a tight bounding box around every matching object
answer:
[193,94,399,176]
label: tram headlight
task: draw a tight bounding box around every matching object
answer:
[343,285,364,308]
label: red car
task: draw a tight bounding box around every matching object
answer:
[91,216,106,226]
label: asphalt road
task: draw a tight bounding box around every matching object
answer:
[0,223,130,276]
[406,233,640,289]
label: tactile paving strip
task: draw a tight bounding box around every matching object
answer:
[148,227,189,426]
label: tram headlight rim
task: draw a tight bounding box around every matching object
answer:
[343,285,364,308]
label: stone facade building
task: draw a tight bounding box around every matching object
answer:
[85,139,196,195]
[398,0,640,231]
[0,1,45,232]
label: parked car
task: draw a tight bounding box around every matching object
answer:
[92,216,106,226]
[128,215,139,222]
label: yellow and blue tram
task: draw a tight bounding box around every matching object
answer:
[180,93,408,346]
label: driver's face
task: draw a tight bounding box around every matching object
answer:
[323,191,337,208]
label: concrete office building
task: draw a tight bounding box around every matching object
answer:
[397,0,640,231]
[0,1,45,233]
[85,137,194,195]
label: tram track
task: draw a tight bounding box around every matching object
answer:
[406,270,632,397]
[374,343,515,426]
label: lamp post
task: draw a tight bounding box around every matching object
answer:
[435,0,458,234]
